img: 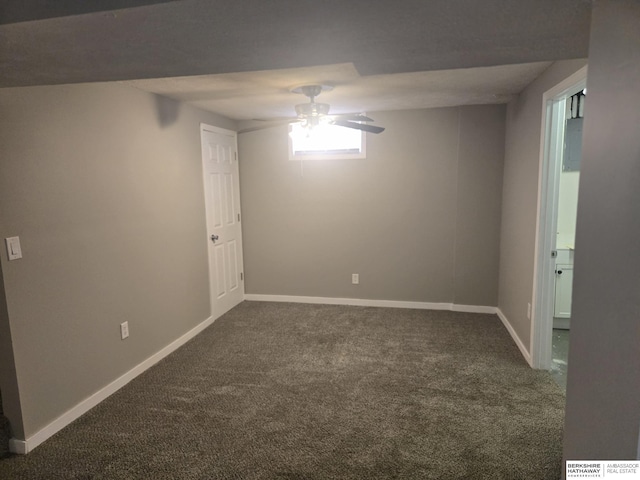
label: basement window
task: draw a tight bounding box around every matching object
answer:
[288,122,366,161]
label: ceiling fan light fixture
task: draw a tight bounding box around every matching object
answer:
[295,102,330,118]
[239,84,384,135]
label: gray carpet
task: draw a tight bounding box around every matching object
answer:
[0,302,565,479]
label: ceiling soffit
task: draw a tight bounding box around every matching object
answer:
[123,61,554,120]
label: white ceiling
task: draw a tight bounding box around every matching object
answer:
[122,61,552,120]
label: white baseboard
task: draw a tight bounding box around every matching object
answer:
[10,314,216,454]
[449,304,497,314]
[244,294,497,315]
[496,308,532,366]
[8,438,27,455]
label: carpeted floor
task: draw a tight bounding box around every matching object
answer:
[0,301,565,479]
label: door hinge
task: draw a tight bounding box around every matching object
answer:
[237,213,241,222]
[240,272,244,281]
[551,250,557,258]
[234,151,237,161]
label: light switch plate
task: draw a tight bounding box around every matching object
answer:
[120,321,129,340]
[5,237,22,261]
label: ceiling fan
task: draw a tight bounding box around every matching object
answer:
[239,84,385,134]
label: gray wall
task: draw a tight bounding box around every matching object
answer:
[0,82,235,440]
[564,0,640,460]
[238,105,505,306]
[0,264,23,438]
[498,59,587,349]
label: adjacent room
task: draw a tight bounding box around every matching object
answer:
[1,0,639,477]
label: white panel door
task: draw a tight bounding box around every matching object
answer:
[201,126,244,319]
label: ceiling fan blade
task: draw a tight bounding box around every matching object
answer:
[332,114,375,122]
[331,119,385,134]
[239,119,299,134]
[251,116,294,122]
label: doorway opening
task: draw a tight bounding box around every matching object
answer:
[531,66,587,386]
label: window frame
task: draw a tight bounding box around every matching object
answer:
[288,122,367,161]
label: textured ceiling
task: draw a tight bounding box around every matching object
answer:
[0,0,177,24]
[0,0,591,119]
[123,62,553,120]
[0,0,591,87]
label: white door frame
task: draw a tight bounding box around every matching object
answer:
[200,123,245,319]
[530,66,587,369]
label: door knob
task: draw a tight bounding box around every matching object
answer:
[210,234,219,243]
[556,270,563,275]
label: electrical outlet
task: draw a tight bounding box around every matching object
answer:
[120,321,129,340]
[527,303,532,320]
[352,273,359,284]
